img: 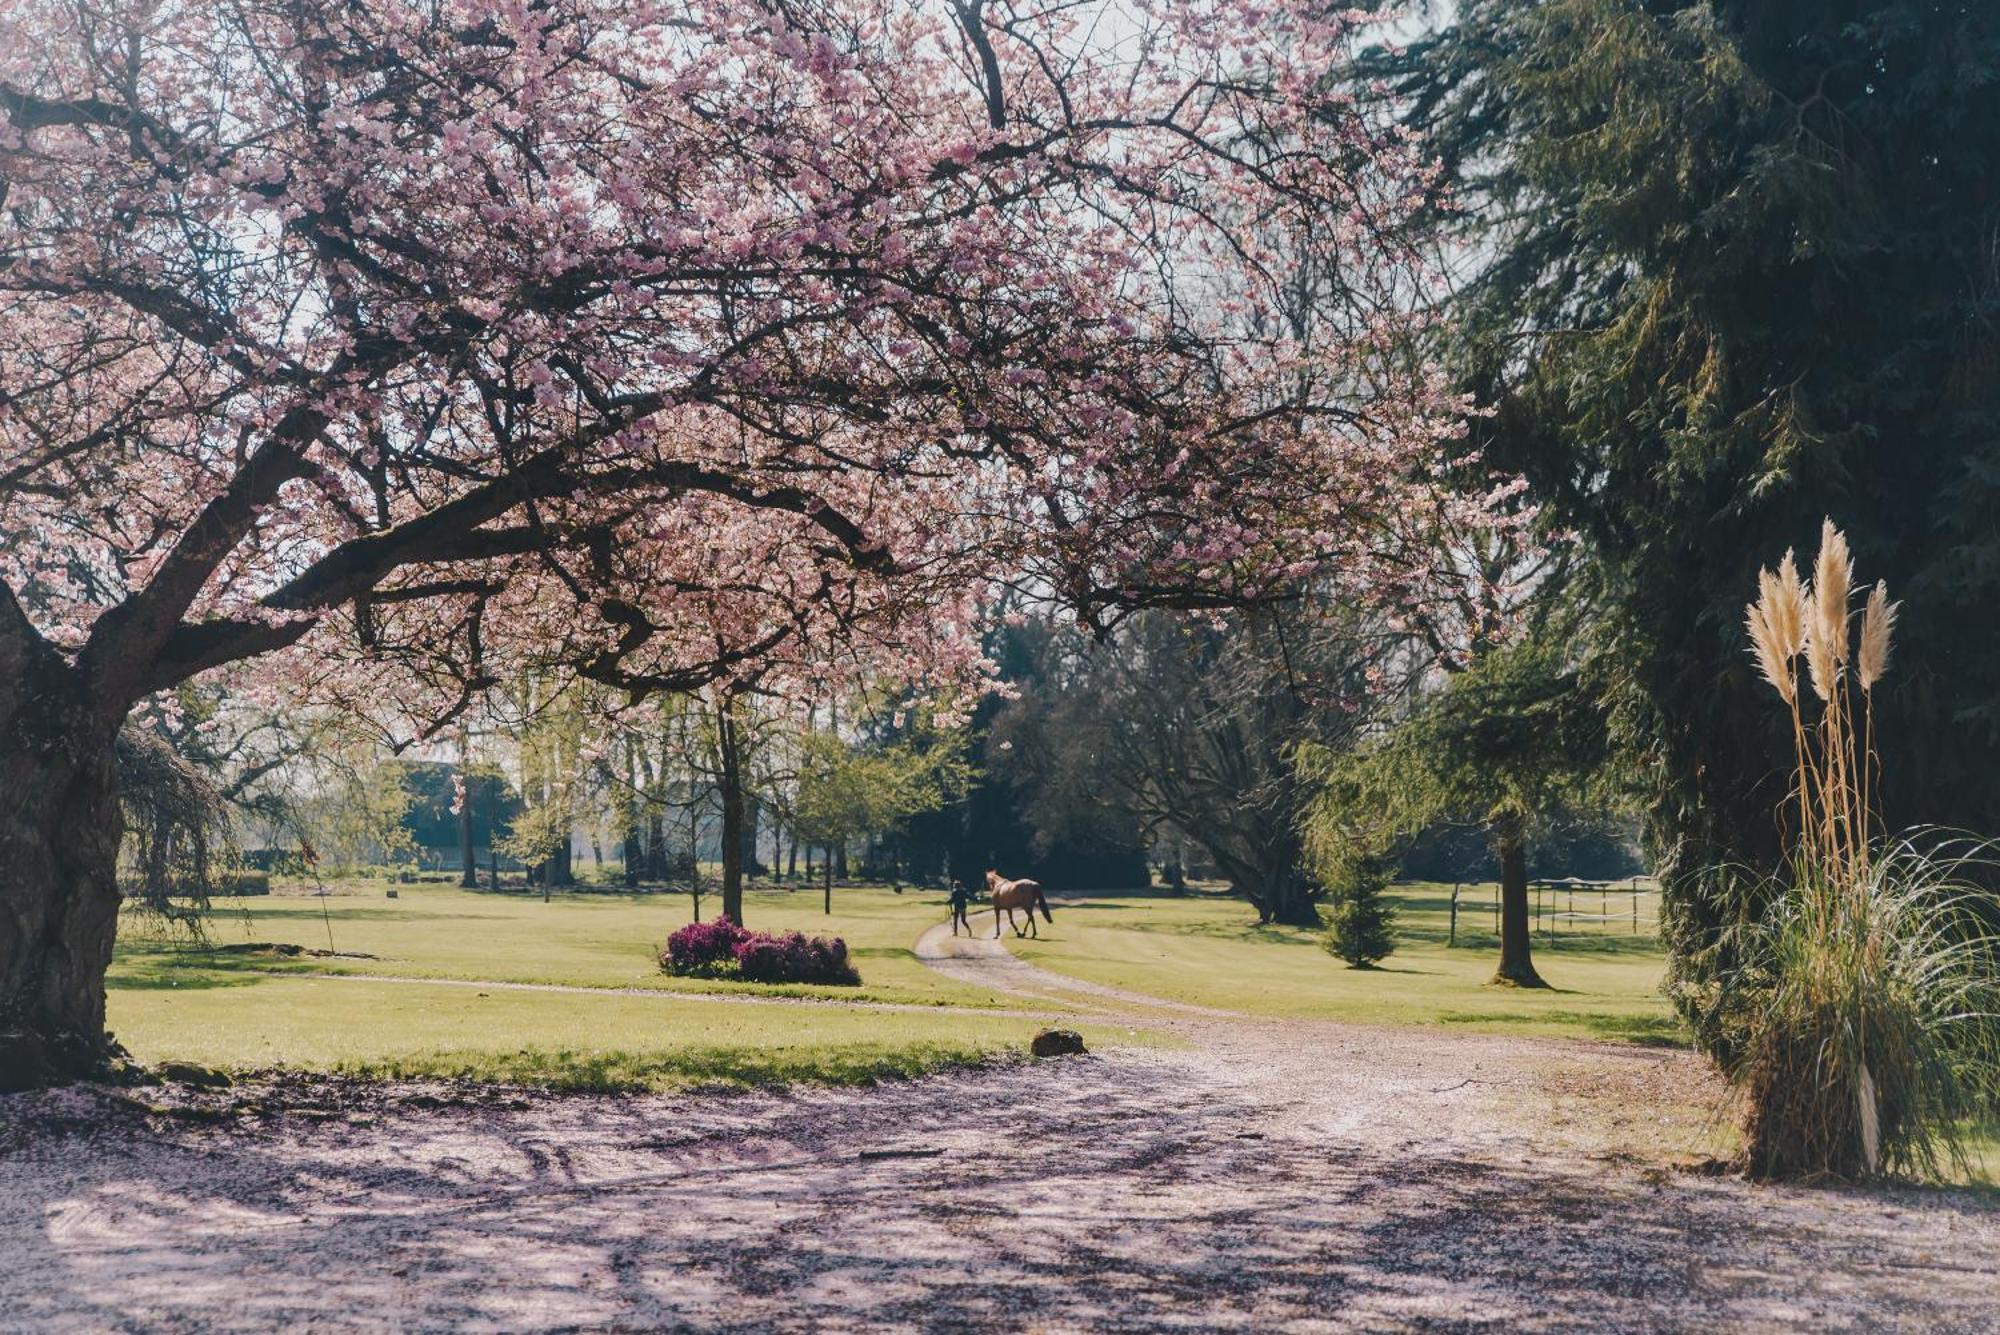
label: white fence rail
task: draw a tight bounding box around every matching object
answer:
[1443,877,1661,944]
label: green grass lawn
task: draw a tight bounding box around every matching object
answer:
[108,973,1093,1093]
[116,879,1014,1008]
[109,880,1081,1091]
[1015,883,1684,1044]
[105,877,2000,1183]
[108,877,1680,1095]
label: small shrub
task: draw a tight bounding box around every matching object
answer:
[1323,854,1397,968]
[218,870,271,897]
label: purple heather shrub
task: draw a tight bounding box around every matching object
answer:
[662,918,750,975]
[661,921,859,985]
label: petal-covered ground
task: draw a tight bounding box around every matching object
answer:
[5,947,1997,1334]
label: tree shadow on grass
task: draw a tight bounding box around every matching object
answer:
[109,943,388,992]
[1395,924,1665,959]
[1094,918,1322,945]
[1437,1009,1690,1047]
[121,903,485,927]
[104,963,264,992]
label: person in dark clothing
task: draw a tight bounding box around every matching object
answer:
[947,879,975,936]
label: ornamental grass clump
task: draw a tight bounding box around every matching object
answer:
[1725,520,2000,1180]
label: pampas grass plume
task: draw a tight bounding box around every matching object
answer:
[1773,551,1807,658]
[1806,520,1853,701]
[1859,581,1897,691]
[1746,595,1795,704]
[1747,549,1808,704]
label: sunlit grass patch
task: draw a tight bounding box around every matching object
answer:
[113,880,1015,1008]
[336,1040,1015,1093]
[1012,885,1675,1042]
[107,973,1105,1092]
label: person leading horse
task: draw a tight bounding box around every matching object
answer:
[946,879,975,936]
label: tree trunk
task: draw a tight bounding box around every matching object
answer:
[741,792,762,880]
[456,770,477,888]
[621,739,641,888]
[646,813,665,881]
[686,816,703,923]
[0,666,124,1090]
[823,849,833,915]
[1214,847,1320,927]
[645,733,668,879]
[1261,870,1322,927]
[1490,812,1546,987]
[716,704,745,924]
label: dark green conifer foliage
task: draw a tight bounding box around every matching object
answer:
[1379,0,2000,1048]
[1323,854,1399,969]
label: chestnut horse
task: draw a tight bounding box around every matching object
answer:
[985,869,1054,939]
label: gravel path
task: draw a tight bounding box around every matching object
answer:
[3,925,1997,1331]
[912,916,1237,1016]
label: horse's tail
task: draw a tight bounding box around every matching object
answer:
[1036,886,1054,923]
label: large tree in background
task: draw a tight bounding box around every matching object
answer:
[1301,632,1610,986]
[1382,1,2000,1038]
[995,604,1394,925]
[931,618,1154,893]
[0,0,1484,1080]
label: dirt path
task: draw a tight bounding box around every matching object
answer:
[913,915,1237,1017]
[3,926,1997,1330]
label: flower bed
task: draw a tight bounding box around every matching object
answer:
[660,920,860,986]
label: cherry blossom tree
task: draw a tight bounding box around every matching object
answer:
[0,0,1479,1082]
